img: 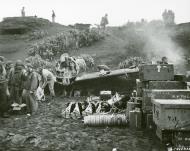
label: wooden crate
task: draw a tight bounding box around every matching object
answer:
[156,128,190,144]
[156,126,173,142]
[172,130,190,146]
[126,101,141,117]
[139,64,174,81]
[136,79,149,97]
[148,81,187,89]
[129,109,142,129]
[146,113,153,129]
[144,89,190,99]
[152,99,190,129]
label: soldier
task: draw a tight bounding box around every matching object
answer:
[9,60,25,105]
[38,67,56,101]
[52,10,56,23]
[22,64,39,115]
[0,60,10,117]
[5,60,14,80]
[21,7,25,17]
[160,56,168,64]
[100,14,109,32]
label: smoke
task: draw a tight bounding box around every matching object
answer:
[122,21,187,73]
[143,27,185,65]
[140,23,186,73]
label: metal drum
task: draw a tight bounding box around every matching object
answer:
[84,114,128,126]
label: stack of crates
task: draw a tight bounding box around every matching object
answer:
[153,99,190,143]
[137,64,188,132]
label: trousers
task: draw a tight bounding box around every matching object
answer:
[22,89,38,115]
[44,80,55,97]
[0,81,8,114]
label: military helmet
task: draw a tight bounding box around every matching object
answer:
[15,59,24,66]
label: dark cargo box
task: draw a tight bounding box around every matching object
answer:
[142,89,190,112]
[174,74,186,82]
[129,109,142,129]
[137,80,187,97]
[139,64,174,81]
[143,89,190,99]
[148,81,187,89]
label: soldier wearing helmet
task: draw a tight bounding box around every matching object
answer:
[22,63,39,115]
[0,59,10,117]
[161,56,168,64]
[9,60,25,105]
[5,60,14,79]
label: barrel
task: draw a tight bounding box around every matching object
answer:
[84,114,128,126]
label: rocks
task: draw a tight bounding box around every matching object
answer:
[90,140,98,150]
[11,134,27,145]
[0,130,8,139]
[25,135,41,147]
[40,140,49,149]
[80,132,89,137]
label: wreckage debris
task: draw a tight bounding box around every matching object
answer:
[61,91,129,125]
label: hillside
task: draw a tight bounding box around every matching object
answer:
[0,17,190,69]
[0,17,129,68]
[0,17,71,61]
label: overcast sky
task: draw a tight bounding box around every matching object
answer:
[0,0,190,26]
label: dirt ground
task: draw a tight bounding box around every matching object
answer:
[0,96,166,151]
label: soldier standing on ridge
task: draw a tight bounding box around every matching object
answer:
[52,10,56,23]
[21,7,25,17]
[100,14,109,33]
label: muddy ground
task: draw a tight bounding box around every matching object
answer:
[0,96,166,151]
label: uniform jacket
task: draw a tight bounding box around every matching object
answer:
[23,71,39,91]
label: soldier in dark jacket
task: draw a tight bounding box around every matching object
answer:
[0,61,10,117]
[9,60,25,104]
[5,60,14,80]
[22,64,39,115]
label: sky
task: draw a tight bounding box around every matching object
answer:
[0,0,190,26]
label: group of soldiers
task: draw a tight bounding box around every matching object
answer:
[0,56,56,118]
